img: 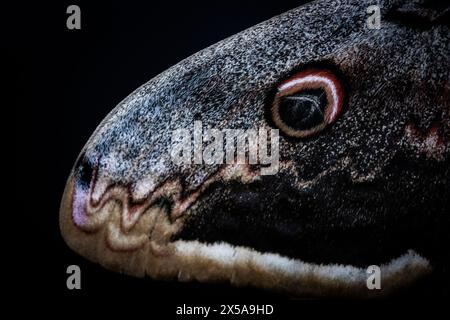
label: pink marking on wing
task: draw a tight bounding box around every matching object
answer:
[72,183,89,226]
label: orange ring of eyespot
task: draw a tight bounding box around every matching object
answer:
[271,68,344,138]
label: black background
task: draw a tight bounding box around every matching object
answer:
[7,0,440,314]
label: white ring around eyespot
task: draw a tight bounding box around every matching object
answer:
[278,75,340,121]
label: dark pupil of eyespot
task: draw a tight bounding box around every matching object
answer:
[278,88,327,131]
